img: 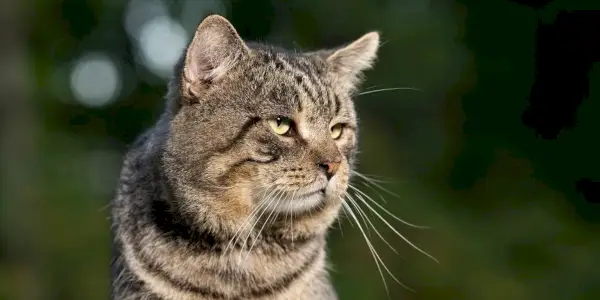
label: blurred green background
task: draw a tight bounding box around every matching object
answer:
[2,0,600,299]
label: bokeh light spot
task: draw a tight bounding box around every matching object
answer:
[70,53,121,107]
[124,0,168,41]
[138,16,188,79]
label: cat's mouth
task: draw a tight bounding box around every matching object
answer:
[262,185,327,214]
[298,188,326,198]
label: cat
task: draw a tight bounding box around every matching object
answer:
[111,14,379,300]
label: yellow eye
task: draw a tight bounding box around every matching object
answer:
[268,117,292,135]
[330,123,344,139]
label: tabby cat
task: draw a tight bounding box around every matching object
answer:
[111,14,380,300]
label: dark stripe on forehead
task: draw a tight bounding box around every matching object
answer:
[302,58,330,106]
[271,55,336,116]
[295,90,303,112]
[333,93,341,115]
[300,80,319,105]
[276,56,319,101]
[295,83,316,111]
[326,88,336,116]
[294,59,327,105]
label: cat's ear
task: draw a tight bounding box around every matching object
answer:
[325,32,380,90]
[182,15,249,98]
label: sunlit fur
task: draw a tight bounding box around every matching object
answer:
[111,15,380,300]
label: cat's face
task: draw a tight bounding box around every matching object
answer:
[165,15,379,218]
[213,52,359,214]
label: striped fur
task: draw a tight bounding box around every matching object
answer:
[111,15,379,300]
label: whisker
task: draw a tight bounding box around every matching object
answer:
[243,189,286,263]
[345,192,398,255]
[363,84,383,90]
[349,184,430,230]
[288,189,299,245]
[341,200,414,295]
[235,197,275,263]
[354,179,388,205]
[339,203,355,228]
[351,171,396,183]
[336,213,344,237]
[340,201,389,296]
[99,202,112,212]
[345,192,373,237]
[352,171,402,199]
[358,87,423,96]
[239,187,283,257]
[349,187,438,264]
[223,185,275,257]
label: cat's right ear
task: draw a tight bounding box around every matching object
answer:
[323,32,380,91]
[181,15,249,100]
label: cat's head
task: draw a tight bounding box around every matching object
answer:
[164,15,379,229]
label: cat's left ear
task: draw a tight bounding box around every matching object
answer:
[182,15,249,99]
[324,32,380,90]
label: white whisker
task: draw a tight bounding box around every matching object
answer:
[345,192,373,237]
[288,189,299,245]
[340,201,390,296]
[341,200,414,295]
[223,185,275,257]
[352,171,402,199]
[352,171,395,183]
[242,188,285,263]
[349,184,430,230]
[345,192,398,255]
[349,187,438,264]
[230,185,279,253]
[358,87,423,96]
[363,84,383,90]
[336,213,344,237]
[355,180,389,204]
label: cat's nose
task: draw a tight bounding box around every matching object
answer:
[318,160,341,180]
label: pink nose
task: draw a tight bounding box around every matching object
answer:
[318,161,341,179]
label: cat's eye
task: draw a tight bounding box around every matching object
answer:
[330,123,344,139]
[268,117,292,135]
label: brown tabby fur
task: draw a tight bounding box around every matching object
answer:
[111,15,380,300]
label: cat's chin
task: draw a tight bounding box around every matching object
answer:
[267,190,327,214]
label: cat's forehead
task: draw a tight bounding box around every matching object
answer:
[242,47,349,120]
[249,46,327,77]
